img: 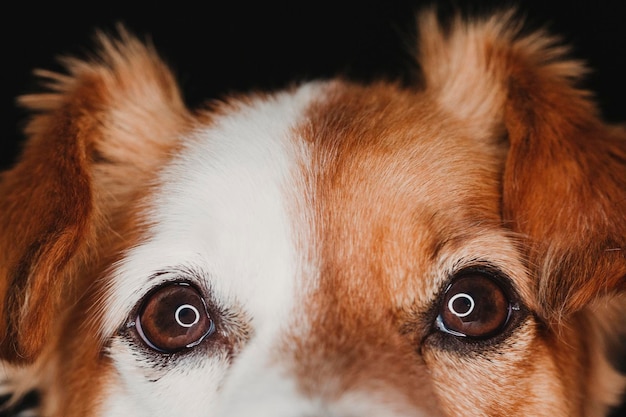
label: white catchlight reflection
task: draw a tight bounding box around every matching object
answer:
[175,304,200,328]
[447,293,475,318]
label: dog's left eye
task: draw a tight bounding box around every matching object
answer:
[135,282,215,353]
[435,273,512,339]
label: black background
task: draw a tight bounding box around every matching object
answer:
[1,0,625,414]
[2,0,625,169]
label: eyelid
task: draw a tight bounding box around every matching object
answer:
[448,264,518,296]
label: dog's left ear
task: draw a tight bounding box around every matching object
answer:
[418,10,626,319]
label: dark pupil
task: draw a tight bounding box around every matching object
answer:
[177,306,199,326]
[439,274,510,338]
[136,283,213,353]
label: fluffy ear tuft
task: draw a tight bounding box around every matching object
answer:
[417,9,626,320]
[417,8,590,138]
[0,26,192,362]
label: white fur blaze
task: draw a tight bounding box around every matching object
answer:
[98,83,326,417]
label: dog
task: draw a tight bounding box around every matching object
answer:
[0,8,625,417]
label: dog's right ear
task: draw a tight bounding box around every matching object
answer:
[0,27,192,363]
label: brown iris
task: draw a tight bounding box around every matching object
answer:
[436,273,511,339]
[136,282,215,353]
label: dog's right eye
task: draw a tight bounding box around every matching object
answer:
[134,282,215,353]
[435,272,514,340]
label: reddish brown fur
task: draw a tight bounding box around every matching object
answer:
[289,81,497,412]
[414,10,626,324]
[279,11,626,416]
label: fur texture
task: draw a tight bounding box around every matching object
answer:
[1,10,625,417]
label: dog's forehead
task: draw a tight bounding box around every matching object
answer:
[102,79,522,338]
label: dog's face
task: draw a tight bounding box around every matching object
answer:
[1,11,625,417]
